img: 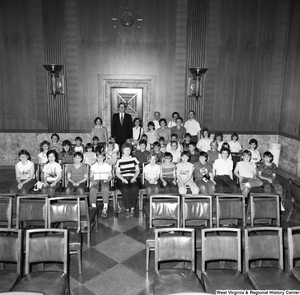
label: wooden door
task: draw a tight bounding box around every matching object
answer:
[111,88,143,122]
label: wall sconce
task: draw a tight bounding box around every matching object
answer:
[43,64,64,97]
[187,67,208,99]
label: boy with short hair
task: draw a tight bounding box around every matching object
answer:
[182,133,192,151]
[153,141,164,163]
[212,147,239,193]
[169,140,181,163]
[90,152,113,216]
[136,134,151,151]
[234,150,263,199]
[135,139,151,166]
[207,140,219,166]
[176,151,199,194]
[144,153,161,197]
[188,142,200,164]
[159,137,167,153]
[171,117,186,143]
[160,152,178,193]
[73,136,85,153]
[257,151,285,210]
[92,136,104,154]
[166,133,183,153]
[194,151,215,195]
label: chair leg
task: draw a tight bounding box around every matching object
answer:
[87,232,91,247]
[78,249,82,274]
[139,192,142,211]
[286,208,293,222]
[146,244,150,271]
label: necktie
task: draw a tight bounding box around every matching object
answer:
[121,113,124,126]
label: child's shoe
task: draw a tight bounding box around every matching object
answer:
[130,207,135,217]
[280,202,285,211]
[117,203,122,213]
[101,209,107,218]
[125,209,130,218]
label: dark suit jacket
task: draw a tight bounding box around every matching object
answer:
[111,112,133,148]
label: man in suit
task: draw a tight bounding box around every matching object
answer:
[111,102,133,148]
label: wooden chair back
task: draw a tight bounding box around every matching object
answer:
[155,228,195,272]
[182,194,212,228]
[0,194,14,228]
[287,226,300,273]
[48,196,81,232]
[249,193,280,227]
[0,228,22,276]
[244,227,283,273]
[16,195,48,229]
[215,193,246,228]
[24,229,68,275]
[201,228,242,273]
[150,195,180,228]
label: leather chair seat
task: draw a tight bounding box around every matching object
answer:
[291,267,300,283]
[154,268,204,295]
[12,271,68,295]
[0,271,20,292]
[202,269,254,293]
[247,268,300,290]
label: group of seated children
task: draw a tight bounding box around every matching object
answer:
[9,128,285,220]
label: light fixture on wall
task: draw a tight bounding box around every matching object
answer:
[43,64,64,97]
[187,67,208,99]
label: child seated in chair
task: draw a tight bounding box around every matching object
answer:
[248,138,261,164]
[207,140,219,166]
[159,137,167,153]
[152,141,164,163]
[194,151,215,195]
[188,142,200,164]
[136,134,151,151]
[9,150,35,194]
[257,151,285,210]
[65,152,88,196]
[135,139,151,166]
[104,140,119,166]
[59,140,73,165]
[160,152,178,193]
[166,133,183,153]
[213,147,239,193]
[182,133,192,151]
[90,152,113,217]
[234,150,263,199]
[38,140,50,181]
[41,150,62,197]
[73,136,85,154]
[169,140,181,164]
[144,154,161,197]
[176,151,199,194]
[83,143,96,166]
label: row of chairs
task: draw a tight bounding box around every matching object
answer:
[0,195,95,277]
[0,228,69,294]
[0,193,98,248]
[153,226,300,294]
[144,193,281,271]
